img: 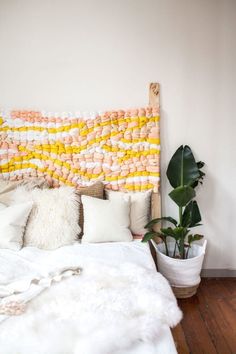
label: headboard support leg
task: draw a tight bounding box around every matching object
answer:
[149,83,162,242]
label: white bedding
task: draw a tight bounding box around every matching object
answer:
[0,242,180,354]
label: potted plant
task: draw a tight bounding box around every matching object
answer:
[142,145,206,298]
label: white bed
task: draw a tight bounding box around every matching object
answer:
[0,241,178,354]
[0,88,180,353]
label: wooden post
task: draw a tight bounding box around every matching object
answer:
[149,83,162,242]
[149,82,160,108]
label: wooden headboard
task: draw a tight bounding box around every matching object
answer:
[0,83,161,220]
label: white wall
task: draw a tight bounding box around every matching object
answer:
[0,0,235,270]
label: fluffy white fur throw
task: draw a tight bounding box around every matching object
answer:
[12,186,80,249]
[0,261,182,354]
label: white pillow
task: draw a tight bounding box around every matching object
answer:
[81,195,133,243]
[105,190,152,235]
[12,186,81,250]
[0,202,32,250]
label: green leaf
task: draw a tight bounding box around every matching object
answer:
[160,227,176,237]
[191,161,206,188]
[145,216,178,229]
[169,185,196,207]
[197,161,205,169]
[188,234,204,244]
[182,200,202,227]
[141,231,158,242]
[166,145,200,188]
[174,227,189,237]
[160,227,188,240]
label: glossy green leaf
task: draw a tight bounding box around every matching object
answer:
[169,185,196,207]
[166,145,200,188]
[174,227,188,237]
[145,216,178,229]
[182,200,202,227]
[188,234,204,244]
[160,227,188,240]
[191,161,206,188]
[197,161,205,169]
[160,227,176,237]
[141,231,158,243]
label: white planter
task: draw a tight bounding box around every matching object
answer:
[154,240,207,288]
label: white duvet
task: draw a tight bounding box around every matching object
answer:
[0,243,182,354]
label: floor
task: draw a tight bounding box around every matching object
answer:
[172,278,236,354]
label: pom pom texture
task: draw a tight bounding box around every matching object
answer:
[0,108,160,192]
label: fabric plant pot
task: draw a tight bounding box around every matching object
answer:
[154,240,207,298]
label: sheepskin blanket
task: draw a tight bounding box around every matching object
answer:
[0,249,182,354]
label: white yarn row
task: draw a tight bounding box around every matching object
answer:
[2,131,159,151]
[0,158,120,171]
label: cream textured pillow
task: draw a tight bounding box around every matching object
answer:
[81,195,133,243]
[12,186,81,250]
[0,202,32,250]
[105,190,152,235]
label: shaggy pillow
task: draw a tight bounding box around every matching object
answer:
[76,181,104,237]
[0,178,49,206]
[0,202,32,250]
[81,195,133,243]
[12,186,81,250]
[105,190,152,235]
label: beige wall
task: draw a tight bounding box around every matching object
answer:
[0,0,235,270]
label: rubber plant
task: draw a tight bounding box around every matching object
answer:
[142,145,205,259]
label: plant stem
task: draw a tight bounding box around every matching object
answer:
[176,241,180,253]
[178,206,184,258]
[173,241,177,258]
[186,245,190,259]
[179,206,183,226]
[179,235,185,259]
[164,238,169,257]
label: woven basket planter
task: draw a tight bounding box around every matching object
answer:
[154,240,207,299]
[171,284,199,299]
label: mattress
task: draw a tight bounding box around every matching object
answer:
[0,241,177,354]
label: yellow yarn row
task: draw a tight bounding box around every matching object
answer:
[0,161,159,181]
[0,116,159,133]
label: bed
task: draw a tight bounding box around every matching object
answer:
[0,241,178,354]
[0,83,181,353]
